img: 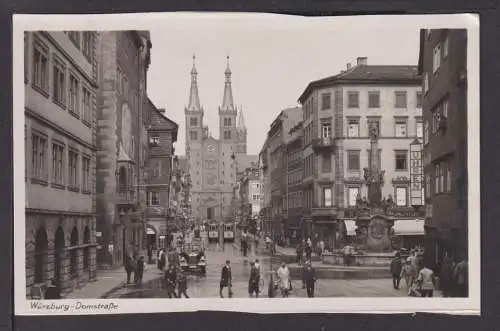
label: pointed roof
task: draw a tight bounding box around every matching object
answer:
[238,109,246,130]
[118,143,133,163]
[220,56,235,112]
[187,55,202,111]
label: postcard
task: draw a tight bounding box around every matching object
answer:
[13,12,480,315]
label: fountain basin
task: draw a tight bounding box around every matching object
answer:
[322,252,394,267]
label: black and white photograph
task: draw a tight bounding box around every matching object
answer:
[13,13,480,315]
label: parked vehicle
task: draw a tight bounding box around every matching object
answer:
[178,239,207,274]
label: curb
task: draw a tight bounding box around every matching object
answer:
[100,282,127,299]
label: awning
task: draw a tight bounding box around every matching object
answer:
[344,220,357,236]
[393,219,425,236]
[146,228,156,235]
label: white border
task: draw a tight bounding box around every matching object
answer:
[13,13,480,315]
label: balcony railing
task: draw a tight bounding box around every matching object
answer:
[312,137,335,153]
[311,204,337,217]
[116,189,137,206]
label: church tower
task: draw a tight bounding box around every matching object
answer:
[184,55,204,191]
[236,109,247,154]
[218,56,238,143]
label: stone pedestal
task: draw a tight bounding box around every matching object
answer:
[355,209,394,252]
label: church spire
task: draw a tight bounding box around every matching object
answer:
[187,55,201,111]
[221,55,235,111]
[238,108,246,130]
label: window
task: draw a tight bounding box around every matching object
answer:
[347,119,359,138]
[425,174,431,198]
[443,36,449,58]
[367,119,381,137]
[416,119,423,139]
[322,123,332,138]
[67,31,80,49]
[433,44,441,73]
[347,150,360,171]
[368,91,380,108]
[394,150,408,171]
[435,164,440,193]
[52,143,65,185]
[321,93,331,110]
[395,187,407,206]
[224,130,231,140]
[347,91,359,108]
[68,150,79,188]
[424,120,429,144]
[33,41,49,93]
[416,91,423,108]
[53,60,66,106]
[82,32,93,62]
[395,91,407,108]
[348,187,359,207]
[424,73,429,94]
[446,165,452,192]
[322,154,331,173]
[150,135,160,146]
[395,119,408,137]
[82,87,92,124]
[190,131,198,141]
[82,156,90,192]
[149,192,160,206]
[190,117,198,126]
[323,187,332,207]
[31,134,47,180]
[68,74,79,116]
[442,99,449,118]
[224,117,232,126]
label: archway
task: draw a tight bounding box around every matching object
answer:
[34,226,48,283]
[83,226,90,273]
[70,227,78,279]
[146,225,157,263]
[54,227,65,288]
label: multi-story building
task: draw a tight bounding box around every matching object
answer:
[24,31,98,296]
[258,139,271,233]
[285,121,304,244]
[418,29,468,267]
[95,31,152,267]
[267,107,302,240]
[145,100,178,250]
[238,164,262,230]
[184,56,256,222]
[298,57,424,249]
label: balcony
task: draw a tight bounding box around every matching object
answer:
[116,189,137,207]
[311,204,337,218]
[312,137,335,153]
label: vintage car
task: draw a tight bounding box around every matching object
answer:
[178,239,207,274]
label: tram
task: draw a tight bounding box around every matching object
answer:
[223,222,236,243]
[207,223,219,242]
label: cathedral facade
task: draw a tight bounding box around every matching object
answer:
[184,56,256,222]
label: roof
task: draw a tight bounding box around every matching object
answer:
[298,65,421,103]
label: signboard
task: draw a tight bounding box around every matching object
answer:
[410,140,423,207]
[96,231,102,238]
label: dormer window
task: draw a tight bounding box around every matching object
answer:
[150,135,160,146]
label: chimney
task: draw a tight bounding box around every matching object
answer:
[347,63,352,70]
[158,108,166,114]
[356,57,367,66]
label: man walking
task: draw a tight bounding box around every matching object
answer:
[135,256,146,286]
[124,253,135,284]
[177,268,189,298]
[390,252,403,289]
[220,260,232,298]
[303,260,316,298]
[165,264,178,298]
[248,261,260,298]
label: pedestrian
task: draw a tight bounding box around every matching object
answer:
[305,238,313,261]
[220,260,232,298]
[135,256,146,286]
[44,279,61,299]
[125,253,135,284]
[453,254,468,297]
[417,261,436,297]
[390,252,403,289]
[177,268,189,298]
[439,255,455,297]
[248,261,260,298]
[318,239,325,257]
[147,245,153,265]
[303,260,316,298]
[277,262,291,298]
[401,259,414,289]
[296,241,304,265]
[164,264,178,298]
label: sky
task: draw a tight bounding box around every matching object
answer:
[146,15,421,156]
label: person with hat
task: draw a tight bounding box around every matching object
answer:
[220,260,232,298]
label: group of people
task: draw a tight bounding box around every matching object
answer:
[124,254,147,285]
[295,238,316,263]
[390,249,469,298]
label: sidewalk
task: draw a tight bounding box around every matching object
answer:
[65,264,164,299]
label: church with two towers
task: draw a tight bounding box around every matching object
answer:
[184,56,257,222]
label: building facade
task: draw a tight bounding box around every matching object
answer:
[95,31,152,267]
[184,56,256,222]
[258,138,272,234]
[238,165,262,230]
[298,57,424,250]
[285,121,304,244]
[25,31,98,297]
[145,100,178,250]
[419,29,468,267]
